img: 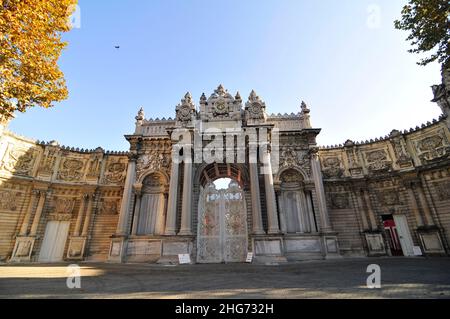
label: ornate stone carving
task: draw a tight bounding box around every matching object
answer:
[365,149,392,172]
[321,157,344,179]
[245,90,266,121]
[48,197,75,221]
[38,148,58,175]
[0,190,20,211]
[416,132,449,163]
[86,150,103,178]
[2,147,36,176]
[330,193,351,209]
[377,190,400,206]
[389,130,413,168]
[136,151,170,181]
[175,92,196,126]
[58,159,85,181]
[100,199,120,215]
[280,147,310,177]
[280,168,303,183]
[434,181,450,201]
[104,160,127,184]
[343,142,363,176]
[200,85,242,121]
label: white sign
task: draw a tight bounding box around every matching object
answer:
[178,254,191,264]
[246,252,254,263]
[413,246,423,256]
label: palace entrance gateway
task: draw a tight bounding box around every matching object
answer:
[197,180,248,263]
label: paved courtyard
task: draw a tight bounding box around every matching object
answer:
[0,257,449,299]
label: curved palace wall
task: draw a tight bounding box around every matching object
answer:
[319,117,450,256]
[0,129,128,261]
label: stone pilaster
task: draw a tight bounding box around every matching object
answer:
[262,147,280,234]
[115,157,136,236]
[29,190,48,236]
[310,148,332,232]
[249,161,264,234]
[131,185,142,235]
[179,153,193,235]
[109,156,136,262]
[73,194,87,237]
[19,190,39,236]
[165,148,180,235]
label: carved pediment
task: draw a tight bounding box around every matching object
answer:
[200,85,242,121]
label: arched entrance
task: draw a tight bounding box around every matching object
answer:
[196,164,249,263]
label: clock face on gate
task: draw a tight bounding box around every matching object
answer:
[214,100,228,115]
[181,106,191,117]
[249,103,261,116]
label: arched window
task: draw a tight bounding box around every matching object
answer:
[278,169,317,234]
[135,173,167,235]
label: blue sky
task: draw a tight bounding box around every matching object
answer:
[9,0,443,151]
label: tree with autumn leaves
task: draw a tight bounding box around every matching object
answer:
[395,0,449,70]
[0,0,77,120]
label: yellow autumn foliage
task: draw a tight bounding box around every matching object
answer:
[0,0,77,120]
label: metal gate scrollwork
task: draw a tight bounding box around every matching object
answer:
[197,180,248,263]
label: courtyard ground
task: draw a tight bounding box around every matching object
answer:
[0,257,449,299]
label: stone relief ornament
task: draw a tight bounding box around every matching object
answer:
[100,199,120,215]
[245,90,266,120]
[86,151,103,178]
[434,181,450,201]
[200,85,242,121]
[175,92,196,125]
[280,169,303,183]
[389,130,413,167]
[321,157,344,179]
[280,148,310,177]
[54,198,75,214]
[0,190,20,211]
[136,152,170,181]
[38,148,57,175]
[48,197,75,221]
[58,158,85,181]
[365,149,392,172]
[377,190,400,206]
[416,132,449,163]
[330,193,351,209]
[104,161,126,184]
[2,147,36,176]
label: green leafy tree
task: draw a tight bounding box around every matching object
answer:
[0,0,77,120]
[394,0,450,69]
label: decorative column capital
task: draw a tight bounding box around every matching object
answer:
[132,183,143,197]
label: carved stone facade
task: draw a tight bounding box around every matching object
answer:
[1,76,450,263]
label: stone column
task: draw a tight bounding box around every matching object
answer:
[416,184,435,226]
[155,192,167,235]
[277,191,287,234]
[262,148,280,234]
[249,161,265,234]
[131,187,142,235]
[362,189,378,231]
[310,149,332,232]
[116,158,136,235]
[73,194,87,236]
[29,190,47,236]
[404,183,424,227]
[165,149,180,235]
[81,194,95,237]
[19,190,39,236]
[179,155,193,235]
[353,190,370,231]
